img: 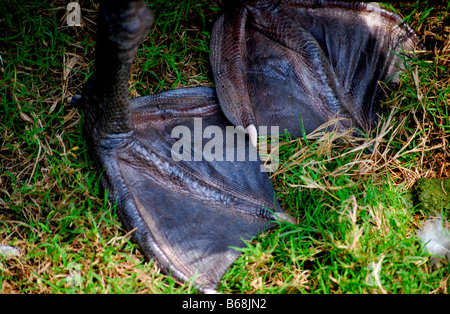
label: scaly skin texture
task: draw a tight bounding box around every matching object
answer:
[73,0,289,292]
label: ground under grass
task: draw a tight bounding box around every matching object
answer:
[0,0,449,293]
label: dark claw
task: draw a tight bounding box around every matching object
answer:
[68,94,82,109]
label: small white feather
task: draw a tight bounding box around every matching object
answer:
[417,218,450,265]
[0,245,21,259]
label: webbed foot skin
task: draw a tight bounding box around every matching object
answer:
[210,0,422,138]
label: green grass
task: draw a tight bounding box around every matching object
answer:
[1,0,449,294]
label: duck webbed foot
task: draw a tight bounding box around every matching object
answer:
[118,87,289,291]
[75,0,291,292]
[210,0,422,140]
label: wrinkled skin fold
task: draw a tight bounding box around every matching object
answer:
[210,0,421,143]
[73,0,289,292]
